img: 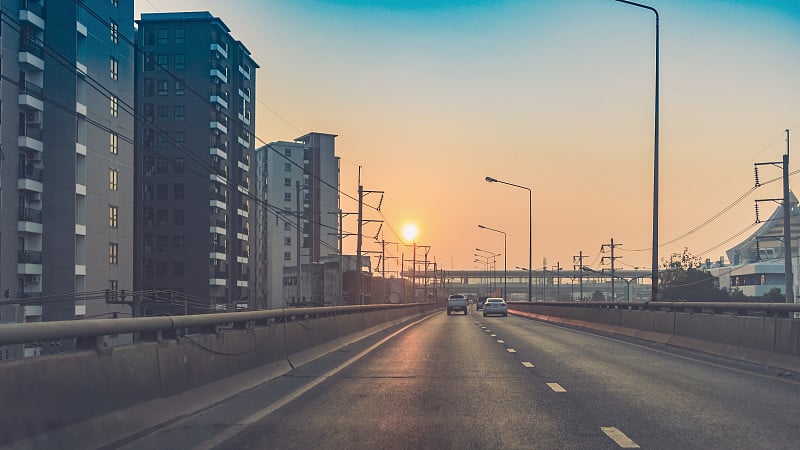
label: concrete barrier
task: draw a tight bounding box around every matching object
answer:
[0,304,437,446]
[507,303,800,373]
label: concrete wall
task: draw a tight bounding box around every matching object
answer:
[509,303,800,372]
[0,304,437,444]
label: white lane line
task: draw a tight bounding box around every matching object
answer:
[192,314,436,450]
[521,361,535,368]
[490,334,496,337]
[546,382,566,392]
[507,348,517,353]
[601,427,640,448]
[484,329,491,333]
[497,340,505,344]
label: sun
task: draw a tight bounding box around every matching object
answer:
[402,223,419,243]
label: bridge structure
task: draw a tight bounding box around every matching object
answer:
[437,269,652,301]
[0,299,799,448]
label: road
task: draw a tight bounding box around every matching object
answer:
[122,307,800,449]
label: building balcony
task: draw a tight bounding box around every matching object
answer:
[210,218,227,235]
[238,110,251,126]
[210,92,229,109]
[19,81,44,111]
[209,268,228,286]
[210,42,228,59]
[239,65,251,80]
[210,68,228,84]
[19,39,44,71]
[76,101,87,116]
[210,117,228,134]
[236,280,248,288]
[19,123,43,154]
[24,305,42,318]
[238,87,251,102]
[18,250,43,276]
[237,133,251,148]
[76,20,87,37]
[18,166,43,193]
[76,61,88,77]
[18,206,42,224]
[20,1,45,30]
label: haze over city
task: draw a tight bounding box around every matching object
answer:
[136,0,800,272]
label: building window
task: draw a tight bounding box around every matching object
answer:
[284,148,292,157]
[284,192,292,202]
[143,103,154,122]
[109,132,118,154]
[284,163,291,172]
[157,29,169,45]
[173,262,184,278]
[109,243,118,264]
[157,54,168,68]
[174,105,185,121]
[157,183,168,200]
[110,95,118,117]
[156,209,168,226]
[110,57,118,80]
[175,29,185,45]
[110,20,118,44]
[284,237,291,246]
[157,158,169,173]
[174,184,184,199]
[284,252,291,261]
[156,261,167,278]
[157,235,168,252]
[157,132,168,146]
[109,280,118,291]
[109,205,118,227]
[174,131,185,146]
[174,158,185,173]
[173,235,184,251]
[143,182,154,201]
[144,52,154,71]
[109,168,118,190]
[174,209,184,225]
[111,0,118,7]
[144,78,154,97]
[284,221,291,231]
[174,80,184,95]
[157,80,169,96]
[157,106,168,122]
[174,54,185,70]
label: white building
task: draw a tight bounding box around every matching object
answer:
[708,192,800,299]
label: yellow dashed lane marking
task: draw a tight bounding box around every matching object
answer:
[601,427,640,448]
[521,361,535,368]
[546,383,566,392]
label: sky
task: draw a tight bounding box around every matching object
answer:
[134,0,800,273]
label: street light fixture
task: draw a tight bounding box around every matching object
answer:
[485,176,532,302]
[479,224,507,301]
[476,248,500,294]
[614,0,660,301]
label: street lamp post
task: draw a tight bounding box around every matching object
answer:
[479,225,507,300]
[476,248,501,294]
[486,176,532,302]
[473,256,490,294]
[614,0,659,301]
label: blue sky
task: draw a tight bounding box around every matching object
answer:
[136,0,800,270]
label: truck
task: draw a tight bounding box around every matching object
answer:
[446,294,468,315]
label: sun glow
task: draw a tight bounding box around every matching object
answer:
[402,223,419,243]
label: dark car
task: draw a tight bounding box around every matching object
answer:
[477,296,488,310]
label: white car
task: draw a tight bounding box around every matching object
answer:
[482,297,508,317]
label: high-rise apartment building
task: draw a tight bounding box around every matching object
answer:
[254,133,340,308]
[0,0,135,358]
[134,12,258,312]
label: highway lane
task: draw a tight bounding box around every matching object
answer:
[121,307,800,449]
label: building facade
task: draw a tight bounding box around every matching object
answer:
[134,12,258,312]
[254,134,341,308]
[0,0,135,358]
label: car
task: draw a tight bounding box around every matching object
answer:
[446,294,468,315]
[482,297,507,317]
[476,296,488,310]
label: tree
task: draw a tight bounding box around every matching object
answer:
[659,248,732,302]
[761,287,784,303]
[592,290,605,302]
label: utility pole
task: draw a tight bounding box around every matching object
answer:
[553,262,562,301]
[601,238,622,301]
[296,181,303,305]
[573,251,586,301]
[755,131,794,304]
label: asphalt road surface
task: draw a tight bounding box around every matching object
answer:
[122,307,800,449]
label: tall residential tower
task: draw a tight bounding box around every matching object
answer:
[134,12,258,312]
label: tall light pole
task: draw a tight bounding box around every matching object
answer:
[476,248,500,294]
[486,176,532,302]
[614,0,659,301]
[479,225,507,300]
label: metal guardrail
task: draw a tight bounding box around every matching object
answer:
[508,301,800,317]
[0,304,427,346]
